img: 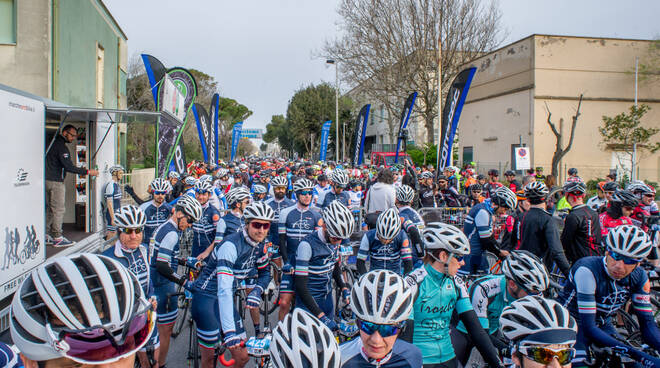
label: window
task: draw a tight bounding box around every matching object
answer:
[463,146,473,166]
[0,0,16,44]
[96,44,104,108]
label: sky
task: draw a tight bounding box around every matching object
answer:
[104,0,660,131]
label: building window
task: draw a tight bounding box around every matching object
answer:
[463,146,473,166]
[96,44,104,108]
[0,0,16,44]
[380,104,385,124]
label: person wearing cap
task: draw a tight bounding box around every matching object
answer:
[504,170,522,193]
[568,167,579,178]
[313,174,331,206]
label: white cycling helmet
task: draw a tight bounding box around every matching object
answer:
[500,295,577,348]
[184,176,198,186]
[217,168,229,178]
[150,178,172,193]
[270,309,340,368]
[199,174,213,183]
[323,201,355,239]
[376,208,402,240]
[243,201,275,222]
[175,195,203,222]
[226,187,251,206]
[396,185,415,204]
[492,186,518,209]
[193,180,213,193]
[293,178,314,192]
[501,251,549,294]
[605,224,652,260]
[252,184,267,194]
[114,205,147,230]
[11,253,151,362]
[331,170,349,187]
[271,176,288,188]
[109,165,125,174]
[168,171,180,179]
[420,171,433,180]
[351,270,414,324]
[422,222,470,255]
[524,181,549,201]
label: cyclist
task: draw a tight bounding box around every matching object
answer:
[356,208,413,276]
[518,181,571,278]
[313,174,332,206]
[270,309,341,368]
[586,181,608,212]
[191,180,221,260]
[264,175,295,266]
[278,178,323,320]
[150,195,202,367]
[193,202,275,368]
[215,186,251,243]
[483,169,503,199]
[294,201,355,331]
[499,295,578,368]
[436,175,463,207]
[252,183,269,201]
[396,184,425,260]
[407,222,504,367]
[466,183,485,207]
[557,225,660,367]
[10,253,155,367]
[462,186,517,276]
[419,171,436,208]
[139,178,173,247]
[597,181,620,213]
[561,180,602,263]
[452,250,550,365]
[598,189,636,237]
[322,170,351,208]
[104,164,125,240]
[628,181,658,230]
[505,170,522,193]
[341,270,422,367]
[102,205,159,368]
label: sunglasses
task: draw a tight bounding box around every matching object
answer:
[46,301,155,365]
[298,190,313,196]
[153,191,168,195]
[185,215,195,223]
[452,254,464,262]
[608,250,641,265]
[250,221,271,230]
[329,236,343,243]
[519,346,576,365]
[356,319,404,338]
[121,228,143,235]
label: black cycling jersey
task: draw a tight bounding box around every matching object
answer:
[419,185,436,207]
[437,187,463,207]
[517,207,571,276]
[561,204,602,263]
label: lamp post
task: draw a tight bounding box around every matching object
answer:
[326,59,339,162]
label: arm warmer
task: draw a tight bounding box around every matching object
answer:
[294,275,323,317]
[402,259,413,275]
[406,226,424,259]
[155,260,185,285]
[332,262,347,290]
[124,185,147,205]
[279,234,289,263]
[356,259,368,276]
[459,309,504,368]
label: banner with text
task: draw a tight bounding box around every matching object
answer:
[209,94,220,164]
[394,91,417,163]
[351,104,371,166]
[436,67,476,172]
[192,103,210,162]
[230,122,243,161]
[319,120,332,161]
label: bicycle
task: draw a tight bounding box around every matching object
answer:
[172,258,204,339]
[335,241,358,317]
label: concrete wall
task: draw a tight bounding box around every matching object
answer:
[0,0,51,97]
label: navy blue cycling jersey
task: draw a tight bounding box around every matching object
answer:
[192,204,221,257]
[0,342,22,368]
[215,230,271,335]
[321,190,351,209]
[139,200,172,246]
[215,211,244,243]
[463,200,493,251]
[399,206,424,229]
[357,229,412,274]
[104,181,122,210]
[340,338,423,368]
[264,197,295,246]
[149,219,181,287]
[278,205,322,260]
[295,229,339,300]
[103,240,152,296]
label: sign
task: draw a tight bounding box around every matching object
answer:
[0,89,45,300]
[240,129,263,139]
[231,122,243,161]
[351,104,371,166]
[160,74,185,123]
[515,146,531,170]
[319,120,332,161]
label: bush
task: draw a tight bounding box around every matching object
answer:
[407,144,437,168]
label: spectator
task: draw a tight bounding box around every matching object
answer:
[45,124,99,247]
[365,169,396,214]
[534,167,546,183]
[504,170,522,193]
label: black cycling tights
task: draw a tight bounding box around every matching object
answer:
[423,359,457,368]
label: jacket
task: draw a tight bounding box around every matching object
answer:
[365,182,396,214]
[45,135,88,182]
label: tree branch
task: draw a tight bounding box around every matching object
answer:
[563,93,583,154]
[544,101,560,138]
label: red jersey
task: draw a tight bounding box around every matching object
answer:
[598,212,633,237]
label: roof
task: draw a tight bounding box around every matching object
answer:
[96,0,128,40]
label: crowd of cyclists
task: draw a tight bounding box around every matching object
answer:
[4,157,660,368]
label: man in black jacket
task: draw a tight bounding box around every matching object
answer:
[561,180,602,263]
[45,125,98,247]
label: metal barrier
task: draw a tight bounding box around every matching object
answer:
[418,207,469,228]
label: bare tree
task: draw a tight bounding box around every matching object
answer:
[323,0,504,145]
[544,94,583,179]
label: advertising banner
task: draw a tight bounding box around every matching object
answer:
[319,120,332,162]
[394,92,417,163]
[436,67,477,172]
[192,103,210,162]
[0,89,45,300]
[351,104,371,166]
[160,74,186,122]
[209,94,220,164]
[230,122,243,161]
[141,54,167,102]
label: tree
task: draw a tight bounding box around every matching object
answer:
[263,115,294,157]
[600,104,659,180]
[237,138,257,157]
[260,143,268,153]
[543,94,583,179]
[323,0,504,144]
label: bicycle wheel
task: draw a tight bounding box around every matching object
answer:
[172,296,190,338]
[188,319,200,368]
[616,309,639,340]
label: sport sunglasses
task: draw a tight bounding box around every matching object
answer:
[518,346,576,366]
[356,319,405,337]
[250,222,271,230]
[608,250,641,265]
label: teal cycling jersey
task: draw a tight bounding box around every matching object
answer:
[411,264,472,364]
[456,274,512,335]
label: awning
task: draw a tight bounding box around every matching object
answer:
[46,107,161,125]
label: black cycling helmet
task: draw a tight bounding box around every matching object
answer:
[568,167,578,175]
[563,180,587,195]
[504,170,515,176]
[611,189,638,207]
[468,183,483,192]
[488,169,499,176]
[602,181,619,192]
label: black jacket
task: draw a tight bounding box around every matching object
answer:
[46,135,87,182]
[518,207,571,277]
[561,204,602,263]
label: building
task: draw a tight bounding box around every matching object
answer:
[457,34,660,183]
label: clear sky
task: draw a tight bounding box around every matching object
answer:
[104,0,660,130]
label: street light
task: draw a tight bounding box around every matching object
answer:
[326,59,339,162]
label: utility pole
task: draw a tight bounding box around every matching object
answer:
[326,59,339,162]
[434,14,443,175]
[632,56,638,181]
[342,121,346,162]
